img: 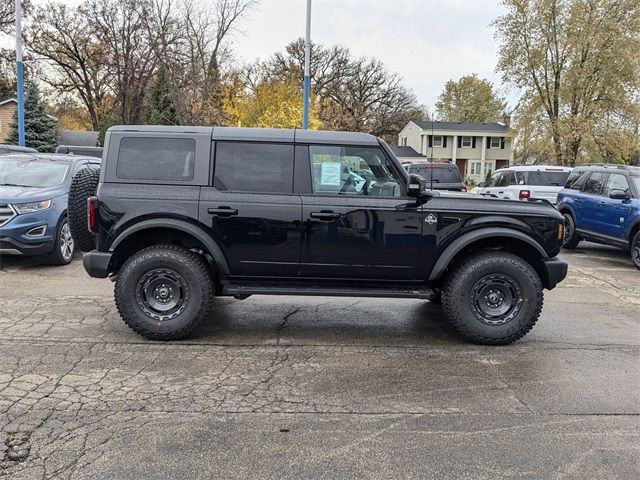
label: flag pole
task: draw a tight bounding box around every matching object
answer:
[15,0,25,146]
[302,0,311,129]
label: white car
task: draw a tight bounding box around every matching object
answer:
[476,165,573,204]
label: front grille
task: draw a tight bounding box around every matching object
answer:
[0,204,16,227]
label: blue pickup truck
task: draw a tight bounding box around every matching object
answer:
[557,164,640,269]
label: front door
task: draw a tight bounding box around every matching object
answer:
[298,144,423,280]
[595,173,634,238]
[199,141,302,278]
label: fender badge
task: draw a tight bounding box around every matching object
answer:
[425,213,438,225]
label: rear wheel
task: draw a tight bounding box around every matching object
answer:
[115,245,214,340]
[562,213,580,249]
[441,252,543,345]
[631,231,640,270]
[68,167,100,252]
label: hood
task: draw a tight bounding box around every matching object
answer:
[0,184,67,204]
[428,191,564,220]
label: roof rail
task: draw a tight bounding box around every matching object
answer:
[586,163,630,170]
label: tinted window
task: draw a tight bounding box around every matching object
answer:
[495,171,510,187]
[565,170,588,189]
[117,137,195,181]
[408,164,461,184]
[526,170,570,186]
[603,173,631,196]
[582,172,607,195]
[310,145,403,197]
[214,142,293,193]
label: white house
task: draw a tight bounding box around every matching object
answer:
[397,118,514,183]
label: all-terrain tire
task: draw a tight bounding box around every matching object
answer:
[68,167,100,252]
[562,213,580,249]
[114,245,213,341]
[441,252,543,345]
[631,231,640,270]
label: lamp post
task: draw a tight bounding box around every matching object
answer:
[15,0,25,146]
[302,0,311,130]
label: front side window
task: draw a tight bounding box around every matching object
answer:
[0,158,69,188]
[604,173,631,196]
[309,145,403,197]
[117,137,195,181]
[490,137,501,148]
[433,136,443,147]
[582,172,607,195]
[461,136,472,148]
[214,142,294,193]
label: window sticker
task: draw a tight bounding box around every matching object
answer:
[320,162,342,186]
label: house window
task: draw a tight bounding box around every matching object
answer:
[490,137,501,148]
[432,136,443,148]
[401,137,407,146]
[461,136,472,148]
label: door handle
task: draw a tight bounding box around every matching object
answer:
[598,201,607,206]
[574,198,582,203]
[497,191,504,194]
[208,206,238,217]
[310,211,341,221]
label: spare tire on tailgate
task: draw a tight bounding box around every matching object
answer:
[68,166,100,252]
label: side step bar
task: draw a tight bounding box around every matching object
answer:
[223,285,436,300]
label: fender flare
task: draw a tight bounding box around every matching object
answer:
[557,203,577,221]
[110,218,230,275]
[628,217,640,241]
[428,227,548,281]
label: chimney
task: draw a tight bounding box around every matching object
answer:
[499,115,511,128]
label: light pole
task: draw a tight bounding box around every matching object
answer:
[15,0,25,146]
[302,0,311,130]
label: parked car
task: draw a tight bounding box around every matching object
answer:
[477,165,573,204]
[0,144,38,155]
[557,164,640,269]
[71,125,568,345]
[55,145,103,159]
[406,162,466,192]
[0,153,101,264]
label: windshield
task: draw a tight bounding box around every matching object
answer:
[526,170,570,186]
[0,158,70,188]
[409,165,461,183]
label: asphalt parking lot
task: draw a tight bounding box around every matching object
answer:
[0,243,638,479]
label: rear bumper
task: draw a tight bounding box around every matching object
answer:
[541,256,568,290]
[83,250,112,278]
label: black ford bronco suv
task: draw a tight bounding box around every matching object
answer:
[70,126,568,345]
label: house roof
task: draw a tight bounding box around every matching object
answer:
[389,145,425,158]
[412,120,510,133]
[0,98,58,121]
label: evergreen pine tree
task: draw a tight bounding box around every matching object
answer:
[145,68,179,125]
[8,83,58,152]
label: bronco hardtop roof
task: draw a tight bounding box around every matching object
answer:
[106,125,380,146]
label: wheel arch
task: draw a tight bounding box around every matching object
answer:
[428,228,549,284]
[109,219,230,276]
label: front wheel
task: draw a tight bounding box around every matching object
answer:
[441,252,543,345]
[631,231,640,270]
[115,245,214,340]
[47,218,75,265]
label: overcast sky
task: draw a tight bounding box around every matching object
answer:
[6,0,511,112]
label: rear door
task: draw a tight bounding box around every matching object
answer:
[595,173,634,238]
[298,144,422,280]
[578,172,608,233]
[199,141,302,278]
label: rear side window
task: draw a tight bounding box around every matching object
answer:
[116,137,195,181]
[214,142,294,193]
[565,170,588,189]
[582,172,607,195]
[526,170,570,186]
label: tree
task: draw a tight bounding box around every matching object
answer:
[28,2,112,131]
[1,0,30,34]
[435,74,506,123]
[260,39,427,140]
[495,0,640,166]
[8,82,57,151]
[145,66,179,124]
[226,78,322,129]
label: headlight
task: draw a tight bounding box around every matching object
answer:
[13,200,52,214]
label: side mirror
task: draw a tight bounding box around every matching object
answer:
[408,173,427,196]
[609,189,630,200]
